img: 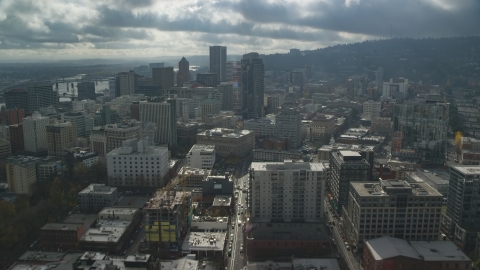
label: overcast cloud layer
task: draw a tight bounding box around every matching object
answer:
[0,0,479,60]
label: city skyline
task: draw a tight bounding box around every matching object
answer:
[0,0,479,60]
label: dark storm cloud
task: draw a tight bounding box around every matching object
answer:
[223,0,480,38]
[0,0,479,55]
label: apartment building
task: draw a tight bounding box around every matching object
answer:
[105,121,141,154]
[6,155,39,195]
[343,180,443,251]
[362,100,381,120]
[106,139,169,187]
[46,121,77,156]
[23,112,49,154]
[442,166,480,252]
[249,161,326,223]
[329,150,370,212]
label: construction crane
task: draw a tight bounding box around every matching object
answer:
[161,172,193,236]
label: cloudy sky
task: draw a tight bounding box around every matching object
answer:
[0,0,479,61]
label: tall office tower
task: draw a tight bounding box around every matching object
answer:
[139,100,177,147]
[176,57,191,87]
[90,128,107,157]
[6,156,38,195]
[344,180,443,250]
[1,108,25,125]
[175,98,190,123]
[249,161,326,222]
[362,100,382,120]
[196,73,218,87]
[305,64,313,80]
[232,87,242,115]
[149,62,164,71]
[375,67,384,88]
[276,103,302,149]
[5,89,29,112]
[23,112,49,154]
[226,61,242,85]
[9,124,24,153]
[209,46,227,82]
[108,78,116,100]
[46,121,77,156]
[77,81,96,101]
[218,82,234,110]
[27,82,59,112]
[353,74,367,97]
[382,78,409,99]
[241,52,265,119]
[329,150,370,212]
[105,121,141,154]
[117,70,136,96]
[201,99,220,122]
[442,166,480,252]
[152,67,174,90]
[392,99,448,167]
[63,111,86,137]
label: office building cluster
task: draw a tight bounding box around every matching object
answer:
[2,44,480,270]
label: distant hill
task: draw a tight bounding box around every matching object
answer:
[261,36,480,84]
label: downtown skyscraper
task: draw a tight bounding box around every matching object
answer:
[209,46,227,82]
[241,52,264,119]
[176,57,191,87]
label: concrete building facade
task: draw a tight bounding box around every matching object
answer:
[23,112,49,154]
[106,139,169,187]
[343,180,443,251]
[249,161,326,222]
[78,184,118,213]
[196,128,254,158]
[329,150,370,212]
[186,144,216,170]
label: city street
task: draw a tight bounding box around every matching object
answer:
[227,160,249,270]
[324,199,363,270]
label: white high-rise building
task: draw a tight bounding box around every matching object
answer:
[249,161,326,222]
[382,78,409,99]
[23,112,49,153]
[107,139,169,187]
[362,100,382,120]
[186,144,216,169]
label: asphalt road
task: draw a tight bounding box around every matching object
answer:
[228,160,249,270]
[324,199,362,270]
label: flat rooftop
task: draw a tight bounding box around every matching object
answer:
[451,166,480,175]
[98,207,138,217]
[366,236,470,262]
[113,195,151,209]
[180,167,211,176]
[212,196,232,207]
[292,259,340,270]
[12,252,84,270]
[79,184,116,195]
[248,223,330,241]
[80,226,125,243]
[250,161,326,172]
[351,180,442,197]
[181,232,226,252]
[63,214,98,228]
[41,223,83,231]
[410,241,470,262]
[198,128,253,138]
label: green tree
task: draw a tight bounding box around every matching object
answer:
[0,201,16,223]
[0,226,19,248]
[89,161,108,184]
[49,177,65,205]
